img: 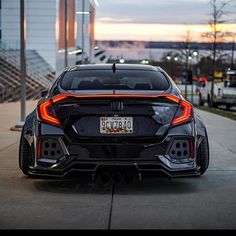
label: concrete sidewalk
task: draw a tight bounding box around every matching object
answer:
[0,100,37,151]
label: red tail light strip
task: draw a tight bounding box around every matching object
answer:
[172,100,192,126]
[162,95,180,104]
[38,100,61,126]
[52,93,181,104]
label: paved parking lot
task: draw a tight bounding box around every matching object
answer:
[0,101,236,229]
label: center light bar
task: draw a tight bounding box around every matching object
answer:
[51,94,181,104]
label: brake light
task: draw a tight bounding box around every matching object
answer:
[51,93,180,103]
[172,100,192,126]
[38,100,61,126]
[52,94,69,103]
[163,95,180,103]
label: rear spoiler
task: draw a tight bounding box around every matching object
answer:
[52,94,181,104]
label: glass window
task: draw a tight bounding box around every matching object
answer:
[60,70,170,91]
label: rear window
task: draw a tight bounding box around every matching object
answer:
[60,70,170,91]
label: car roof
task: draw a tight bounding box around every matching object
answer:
[66,64,161,72]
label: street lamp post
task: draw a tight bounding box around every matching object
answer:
[64,0,68,68]
[188,56,194,103]
[81,0,85,64]
[231,35,235,70]
[185,50,189,99]
[20,0,26,124]
[76,0,91,64]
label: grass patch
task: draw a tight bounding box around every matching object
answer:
[195,105,236,121]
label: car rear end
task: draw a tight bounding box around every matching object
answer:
[31,65,200,178]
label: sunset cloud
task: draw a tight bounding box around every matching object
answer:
[95,22,236,42]
[95,0,236,41]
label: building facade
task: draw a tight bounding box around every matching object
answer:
[76,0,95,64]
[0,0,95,72]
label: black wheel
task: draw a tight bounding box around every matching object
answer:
[19,131,35,177]
[199,93,204,106]
[197,130,210,175]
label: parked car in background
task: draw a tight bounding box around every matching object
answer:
[198,70,236,109]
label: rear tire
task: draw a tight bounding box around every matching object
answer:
[19,132,35,177]
[197,130,210,175]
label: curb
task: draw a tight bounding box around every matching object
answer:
[10,127,22,132]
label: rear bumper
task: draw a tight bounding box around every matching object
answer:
[29,159,200,178]
[30,150,200,178]
[29,121,200,178]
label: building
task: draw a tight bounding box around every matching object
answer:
[0,0,2,40]
[0,0,96,72]
[76,0,95,64]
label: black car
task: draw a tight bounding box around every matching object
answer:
[19,64,209,182]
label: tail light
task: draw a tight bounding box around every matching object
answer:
[38,100,61,127]
[172,100,192,126]
[37,139,42,159]
[51,93,181,103]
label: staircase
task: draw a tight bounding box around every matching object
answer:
[0,41,55,103]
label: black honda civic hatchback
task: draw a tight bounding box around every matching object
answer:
[19,64,209,181]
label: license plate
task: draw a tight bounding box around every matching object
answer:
[100,117,133,134]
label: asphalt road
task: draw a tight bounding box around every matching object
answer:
[0,102,236,229]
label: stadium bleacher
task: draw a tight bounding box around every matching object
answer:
[0,41,55,103]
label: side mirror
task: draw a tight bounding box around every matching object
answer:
[41,91,48,97]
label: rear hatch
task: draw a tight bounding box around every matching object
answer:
[53,94,179,140]
[53,67,179,140]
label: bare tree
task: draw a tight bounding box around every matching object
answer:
[227,32,236,69]
[203,0,233,108]
[180,30,192,69]
[178,29,198,99]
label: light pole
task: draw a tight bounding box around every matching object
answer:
[185,51,189,99]
[81,0,85,64]
[188,56,194,103]
[76,0,90,64]
[193,51,200,77]
[20,0,26,124]
[64,0,68,67]
[231,35,235,70]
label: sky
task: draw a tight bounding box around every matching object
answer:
[94,0,236,42]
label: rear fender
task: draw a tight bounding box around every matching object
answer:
[194,113,208,149]
[22,110,36,146]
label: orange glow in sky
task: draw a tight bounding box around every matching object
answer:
[95,22,236,42]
